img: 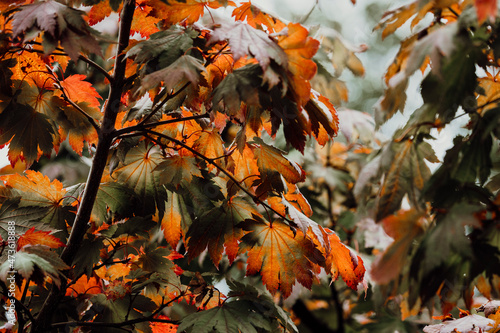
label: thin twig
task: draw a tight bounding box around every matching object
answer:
[137,81,191,126]
[114,113,210,137]
[78,55,114,83]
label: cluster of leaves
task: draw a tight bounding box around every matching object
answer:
[289,0,500,331]
[0,0,367,332]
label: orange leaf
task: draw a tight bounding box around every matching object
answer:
[17,227,65,250]
[158,191,184,248]
[58,74,103,109]
[230,143,260,188]
[131,4,160,38]
[192,129,226,171]
[253,137,305,184]
[150,0,225,27]
[4,170,65,206]
[475,0,497,24]
[324,231,365,289]
[150,315,179,333]
[371,209,426,284]
[232,2,282,32]
[240,217,324,297]
[87,0,114,25]
[278,23,320,106]
[66,275,103,297]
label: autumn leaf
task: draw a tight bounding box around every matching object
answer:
[58,74,103,109]
[209,21,288,83]
[155,153,203,188]
[17,227,65,250]
[87,0,114,25]
[304,91,339,145]
[12,0,102,60]
[131,4,160,38]
[229,143,260,188]
[192,129,226,171]
[66,275,103,297]
[232,2,281,32]
[157,190,192,248]
[323,231,365,289]
[141,55,206,94]
[278,23,320,106]
[113,144,166,214]
[150,0,227,27]
[239,217,324,297]
[475,0,497,24]
[252,137,305,184]
[0,102,56,166]
[371,209,426,284]
[186,196,259,266]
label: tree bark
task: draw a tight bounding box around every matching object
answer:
[30,1,136,331]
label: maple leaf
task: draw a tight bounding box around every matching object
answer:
[58,74,102,110]
[12,0,102,60]
[186,196,259,266]
[278,23,320,106]
[239,217,325,297]
[0,102,56,166]
[157,190,192,248]
[323,231,365,289]
[0,249,68,287]
[371,209,426,284]
[66,275,103,297]
[475,0,497,24]
[150,0,228,27]
[229,143,260,188]
[209,21,288,82]
[156,153,203,188]
[232,2,281,32]
[17,227,65,250]
[131,4,160,38]
[87,0,114,25]
[141,55,206,93]
[304,91,339,145]
[252,137,305,184]
[150,315,178,333]
[3,171,75,229]
[178,299,294,333]
[113,144,166,215]
[376,138,438,221]
[192,128,226,171]
[212,64,262,115]
[127,26,198,69]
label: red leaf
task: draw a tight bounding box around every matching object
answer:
[17,227,65,250]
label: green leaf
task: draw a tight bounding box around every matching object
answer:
[93,182,137,222]
[12,0,102,60]
[140,54,205,93]
[178,300,270,333]
[127,26,197,68]
[0,251,64,287]
[212,64,262,115]
[73,236,104,277]
[0,198,54,240]
[113,144,166,215]
[186,196,259,266]
[0,102,56,165]
[24,245,70,271]
[156,154,203,188]
[137,245,173,274]
[112,216,156,238]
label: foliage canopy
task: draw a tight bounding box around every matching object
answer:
[0,0,499,332]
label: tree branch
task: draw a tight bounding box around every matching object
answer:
[30,1,137,332]
[114,113,210,137]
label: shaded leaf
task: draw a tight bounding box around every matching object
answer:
[186,196,259,266]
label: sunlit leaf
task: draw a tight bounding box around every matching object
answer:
[239,217,324,297]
